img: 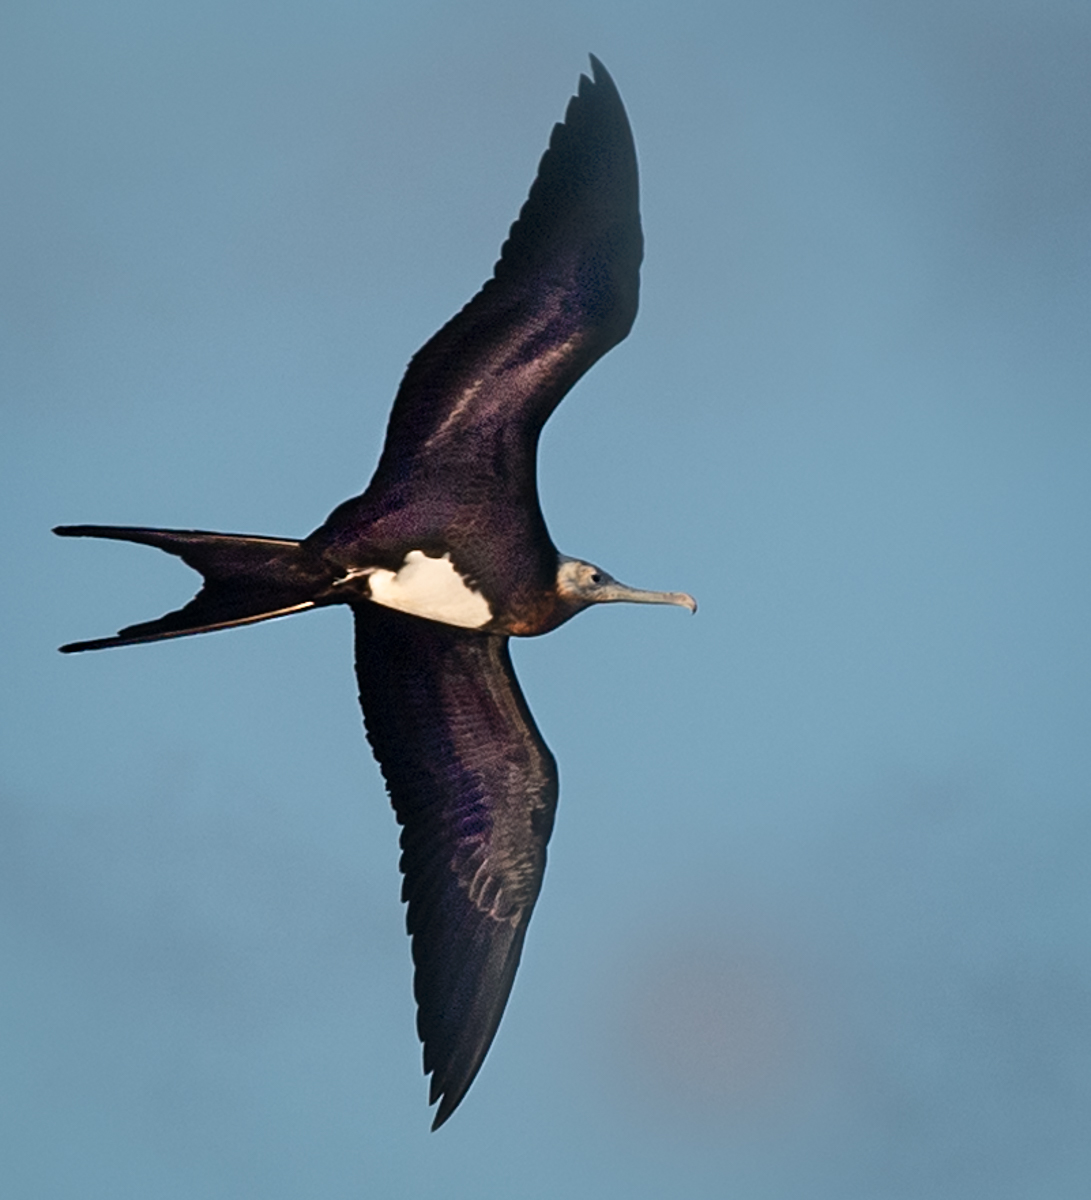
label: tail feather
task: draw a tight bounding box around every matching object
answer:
[54,525,337,652]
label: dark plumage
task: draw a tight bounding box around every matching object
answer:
[56,57,694,1127]
[354,604,557,1126]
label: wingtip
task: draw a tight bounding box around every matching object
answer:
[587,54,620,91]
[426,1065,475,1130]
[430,1099,456,1132]
[428,1072,480,1130]
[579,55,614,97]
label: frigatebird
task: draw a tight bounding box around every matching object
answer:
[56,56,694,1128]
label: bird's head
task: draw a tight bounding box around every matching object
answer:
[554,556,697,618]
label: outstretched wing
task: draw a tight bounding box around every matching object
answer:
[353,603,558,1128]
[364,55,642,501]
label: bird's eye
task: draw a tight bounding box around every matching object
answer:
[589,572,603,584]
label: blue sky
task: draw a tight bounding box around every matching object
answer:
[4,1,1091,1196]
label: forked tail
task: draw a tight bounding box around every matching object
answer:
[54,525,338,652]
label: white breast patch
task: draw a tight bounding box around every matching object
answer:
[366,551,492,629]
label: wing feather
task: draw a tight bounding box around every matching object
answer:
[365,55,641,496]
[353,602,558,1127]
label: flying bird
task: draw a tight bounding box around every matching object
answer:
[56,56,695,1128]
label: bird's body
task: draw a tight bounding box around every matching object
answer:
[56,57,693,1127]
